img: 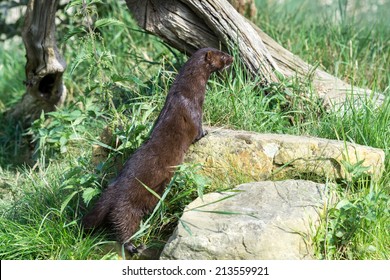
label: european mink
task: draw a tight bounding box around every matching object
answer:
[82,48,233,253]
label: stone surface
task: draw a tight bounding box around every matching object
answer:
[160,180,326,260]
[185,127,385,182]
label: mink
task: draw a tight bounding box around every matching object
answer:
[82,47,233,253]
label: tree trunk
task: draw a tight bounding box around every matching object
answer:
[125,0,384,109]
[5,0,66,127]
[125,0,281,85]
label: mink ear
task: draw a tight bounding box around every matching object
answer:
[205,51,212,61]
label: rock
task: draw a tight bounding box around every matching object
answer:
[185,127,385,182]
[161,180,326,260]
[91,126,385,182]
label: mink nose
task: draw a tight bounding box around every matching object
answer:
[225,55,233,65]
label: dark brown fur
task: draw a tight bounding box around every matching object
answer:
[82,48,233,252]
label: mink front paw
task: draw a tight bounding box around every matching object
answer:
[193,128,208,143]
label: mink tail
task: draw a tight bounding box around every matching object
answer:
[82,187,114,230]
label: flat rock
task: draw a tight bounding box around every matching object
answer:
[161,180,326,260]
[185,127,385,181]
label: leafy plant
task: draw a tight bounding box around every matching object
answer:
[315,182,389,259]
[25,100,104,163]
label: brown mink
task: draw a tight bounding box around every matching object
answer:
[82,47,233,253]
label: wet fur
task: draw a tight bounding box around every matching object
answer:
[82,48,233,252]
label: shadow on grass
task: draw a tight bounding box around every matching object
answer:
[0,115,35,169]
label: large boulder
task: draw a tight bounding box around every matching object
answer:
[92,127,385,183]
[185,127,385,182]
[161,180,327,260]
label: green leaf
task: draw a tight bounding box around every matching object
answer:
[60,136,68,146]
[336,199,354,210]
[60,191,78,214]
[185,193,239,211]
[82,187,101,205]
[60,145,67,154]
[136,178,161,200]
[94,18,124,29]
[193,174,208,200]
[65,0,83,10]
[128,75,147,87]
[63,27,87,41]
[179,219,192,236]
[92,140,116,151]
[61,184,75,190]
[70,52,92,75]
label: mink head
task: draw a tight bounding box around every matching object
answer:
[200,48,233,73]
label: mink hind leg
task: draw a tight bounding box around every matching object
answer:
[82,187,115,230]
[110,204,145,253]
[112,182,168,254]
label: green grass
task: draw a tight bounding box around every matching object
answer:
[0,41,25,111]
[0,0,389,259]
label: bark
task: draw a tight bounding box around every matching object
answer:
[253,24,384,107]
[125,0,280,85]
[5,0,66,127]
[125,0,384,109]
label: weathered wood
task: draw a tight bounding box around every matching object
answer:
[252,23,384,107]
[5,0,66,126]
[125,0,384,109]
[125,0,281,85]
